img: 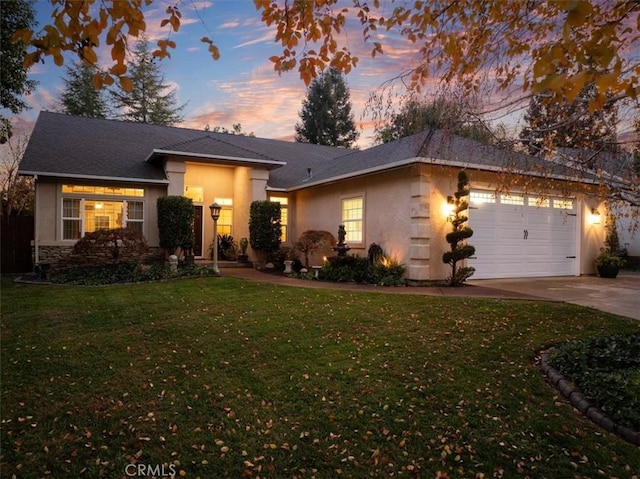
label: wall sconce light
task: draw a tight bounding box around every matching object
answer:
[444,196,456,218]
[589,208,601,225]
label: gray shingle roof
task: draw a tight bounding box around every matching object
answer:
[20,111,603,190]
[19,112,348,185]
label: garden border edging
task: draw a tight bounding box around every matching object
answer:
[539,349,639,446]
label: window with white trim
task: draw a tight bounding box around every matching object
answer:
[528,197,550,208]
[553,199,574,210]
[341,196,363,243]
[61,185,145,239]
[470,191,496,204]
[500,194,524,206]
[214,197,233,236]
[62,198,81,240]
[269,196,288,242]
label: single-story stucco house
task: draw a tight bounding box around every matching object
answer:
[19,111,611,282]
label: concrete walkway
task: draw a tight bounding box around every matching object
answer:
[221,268,640,320]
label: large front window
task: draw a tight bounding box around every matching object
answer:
[61,184,145,240]
[342,196,363,244]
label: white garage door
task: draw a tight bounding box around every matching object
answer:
[467,191,577,279]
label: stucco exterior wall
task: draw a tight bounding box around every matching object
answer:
[290,165,604,282]
[292,167,414,269]
[183,163,269,261]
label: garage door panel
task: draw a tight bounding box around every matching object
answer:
[469,191,576,279]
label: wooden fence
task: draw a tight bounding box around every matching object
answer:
[1,216,34,274]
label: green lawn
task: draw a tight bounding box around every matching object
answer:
[1,277,639,479]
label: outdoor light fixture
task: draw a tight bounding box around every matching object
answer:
[589,207,601,225]
[445,196,456,218]
[209,202,221,274]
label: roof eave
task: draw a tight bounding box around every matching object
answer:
[146,149,287,170]
[284,156,600,191]
[18,170,170,184]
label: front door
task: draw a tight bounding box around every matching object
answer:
[193,206,203,257]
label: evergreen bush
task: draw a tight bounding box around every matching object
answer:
[157,196,195,257]
[249,201,282,261]
[442,170,475,286]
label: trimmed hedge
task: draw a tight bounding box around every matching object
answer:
[548,333,640,431]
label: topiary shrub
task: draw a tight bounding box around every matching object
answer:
[157,196,195,258]
[249,201,282,263]
[442,170,475,286]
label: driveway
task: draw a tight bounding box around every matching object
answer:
[468,271,640,320]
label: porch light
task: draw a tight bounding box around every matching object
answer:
[210,202,221,274]
[589,208,601,225]
[445,196,456,218]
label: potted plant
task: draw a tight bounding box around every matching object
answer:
[595,248,625,278]
[218,234,237,261]
[596,213,624,278]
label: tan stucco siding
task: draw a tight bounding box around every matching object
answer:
[293,168,414,269]
[183,163,270,260]
[580,199,605,275]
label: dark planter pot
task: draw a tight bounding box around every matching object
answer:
[597,263,619,278]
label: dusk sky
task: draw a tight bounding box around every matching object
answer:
[11,0,431,148]
[5,0,637,149]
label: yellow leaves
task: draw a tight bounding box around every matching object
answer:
[81,47,98,66]
[161,6,182,33]
[201,37,221,60]
[119,76,134,92]
[563,0,594,28]
[154,39,177,59]
[20,0,190,89]
[12,29,33,44]
[110,62,127,76]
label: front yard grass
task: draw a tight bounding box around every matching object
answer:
[1,276,639,478]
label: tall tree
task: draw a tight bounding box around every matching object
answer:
[0,0,37,143]
[295,68,359,148]
[207,123,254,137]
[1,134,34,216]
[374,96,495,145]
[110,37,185,126]
[59,61,109,118]
[519,85,619,156]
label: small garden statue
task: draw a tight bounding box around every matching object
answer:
[238,237,249,263]
[333,224,351,257]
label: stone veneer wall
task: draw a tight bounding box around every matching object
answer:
[38,244,163,270]
[38,245,74,267]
